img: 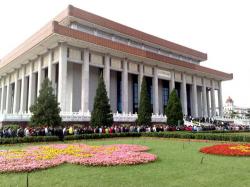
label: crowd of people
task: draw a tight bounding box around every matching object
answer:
[185,116,226,125]
[0,125,166,138]
[0,120,249,139]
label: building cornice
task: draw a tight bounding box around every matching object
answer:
[54,5,207,61]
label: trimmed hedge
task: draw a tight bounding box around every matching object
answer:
[0,136,60,144]
[142,132,250,142]
[64,132,141,141]
[0,132,141,145]
[196,130,250,134]
[1,131,250,145]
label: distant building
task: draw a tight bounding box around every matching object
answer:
[224,96,250,118]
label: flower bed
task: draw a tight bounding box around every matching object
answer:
[0,144,157,173]
[200,144,250,156]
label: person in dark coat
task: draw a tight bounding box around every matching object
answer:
[57,126,64,141]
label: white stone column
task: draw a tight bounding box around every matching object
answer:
[211,80,216,117]
[153,67,159,114]
[5,75,11,114]
[192,76,198,117]
[122,59,128,114]
[28,62,35,112]
[170,71,175,92]
[16,80,21,113]
[37,56,43,96]
[138,63,143,101]
[81,48,89,113]
[0,80,5,113]
[13,71,20,113]
[181,73,187,115]
[48,50,53,80]
[218,81,223,117]
[58,43,68,112]
[48,49,56,91]
[206,89,210,117]
[20,66,26,113]
[67,63,73,112]
[202,78,208,117]
[103,54,110,98]
[197,88,202,117]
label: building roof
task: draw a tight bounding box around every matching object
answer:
[55,5,207,61]
[0,5,233,81]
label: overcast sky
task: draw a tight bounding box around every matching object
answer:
[0,0,249,107]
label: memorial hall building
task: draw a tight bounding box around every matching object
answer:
[0,5,233,124]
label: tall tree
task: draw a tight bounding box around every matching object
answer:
[91,75,113,127]
[137,77,151,126]
[165,89,183,126]
[30,78,61,127]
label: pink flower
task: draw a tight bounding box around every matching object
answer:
[0,144,157,173]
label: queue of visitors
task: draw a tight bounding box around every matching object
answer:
[0,121,248,138]
[0,125,163,138]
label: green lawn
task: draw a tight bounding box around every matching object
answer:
[1,137,250,187]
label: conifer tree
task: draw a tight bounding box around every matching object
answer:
[137,77,152,126]
[30,78,61,127]
[91,75,113,127]
[165,89,183,126]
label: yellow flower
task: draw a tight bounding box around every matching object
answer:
[229,145,250,152]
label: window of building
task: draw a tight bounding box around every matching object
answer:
[163,88,168,106]
[89,53,91,62]
[132,75,138,113]
[44,68,48,79]
[98,68,103,77]
[162,80,169,113]
[67,48,70,58]
[34,73,38,100]
[117,72,122,113]
[71,22,199,65]
[175,82,181,98]
[146,77,153,113]
[187,84,191,116]
[10,83,15,113]
[97,30,112,40]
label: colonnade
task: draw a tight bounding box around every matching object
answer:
[0,44,224,118]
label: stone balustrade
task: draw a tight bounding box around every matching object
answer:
[0,111,167,123]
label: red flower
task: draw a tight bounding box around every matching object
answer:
[200,144,250,156]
